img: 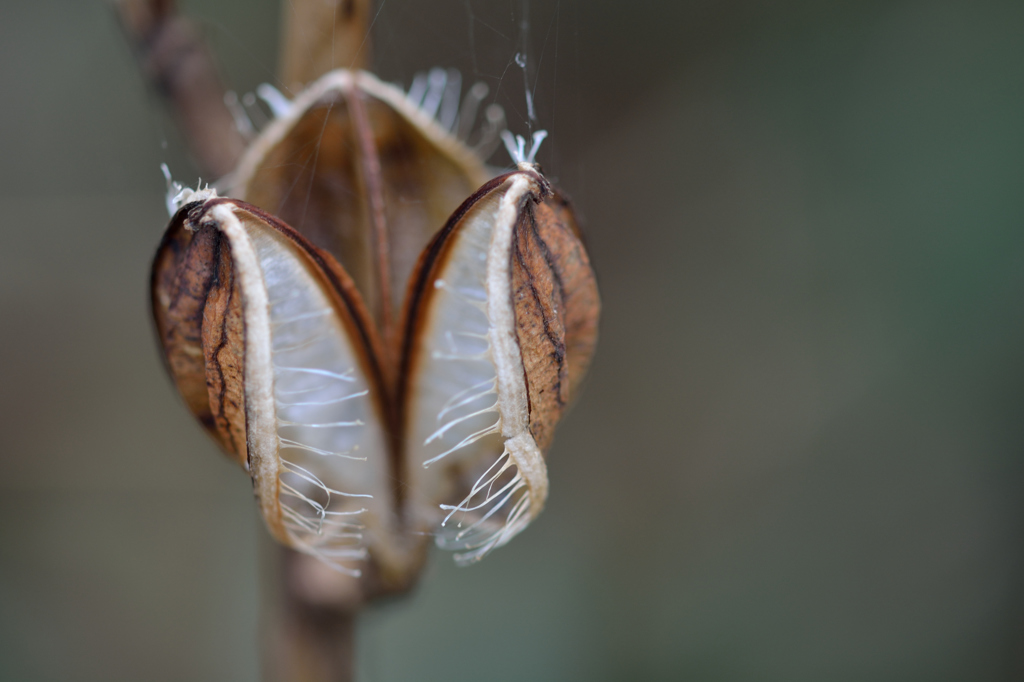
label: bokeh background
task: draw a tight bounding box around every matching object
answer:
[3,0,1024,680]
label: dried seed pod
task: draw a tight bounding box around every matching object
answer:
[399,166,600,564]
[152,58,600,582]
[152,161,599,576]
[226,70,490,336]
[151,192,418,585]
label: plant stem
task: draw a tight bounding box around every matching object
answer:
[264,547,359,682]
[114,0,246,178]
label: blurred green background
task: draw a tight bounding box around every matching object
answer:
[3,0,1024,680]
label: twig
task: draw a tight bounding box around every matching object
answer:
[115,0,246,178]
[264,548,359,682]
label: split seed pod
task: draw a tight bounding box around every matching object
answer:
[224,70,491,337]
[151,69,598,592]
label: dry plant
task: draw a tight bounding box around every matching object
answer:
[118,1,600,679]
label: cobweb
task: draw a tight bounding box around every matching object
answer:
[168,0,582,181]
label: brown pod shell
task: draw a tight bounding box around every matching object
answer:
[151,203,244,460]
[226,70,489,333]
[398,165,600,564]
[510,197,600,452]
[151,192,409,581]
[200,237,248,462]
[535,193,600,401]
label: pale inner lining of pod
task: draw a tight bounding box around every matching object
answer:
[244,220,390,576]
[407,184,535,565]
